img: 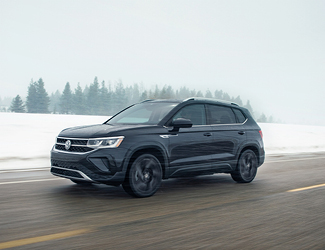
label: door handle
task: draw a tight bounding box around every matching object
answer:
[204,132,212,137]
[238,131,245,135]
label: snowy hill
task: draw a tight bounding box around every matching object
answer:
[1,113,325,170]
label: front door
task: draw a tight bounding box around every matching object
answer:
[167,104,215,177]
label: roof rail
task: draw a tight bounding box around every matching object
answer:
[182,97,195,102]
[182,97,239,106]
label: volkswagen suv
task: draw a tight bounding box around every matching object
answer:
[51,98,265,197]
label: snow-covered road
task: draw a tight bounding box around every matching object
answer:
[1,113,325,170]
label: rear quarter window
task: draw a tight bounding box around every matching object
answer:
[232,108,247,123]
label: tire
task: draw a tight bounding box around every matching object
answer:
[71,179,93,185]
[122,154,162,198]
[231,149,257,183]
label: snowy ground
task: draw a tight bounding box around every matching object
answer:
[1,113,325,171]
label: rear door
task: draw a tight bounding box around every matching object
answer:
[206,104,247,171]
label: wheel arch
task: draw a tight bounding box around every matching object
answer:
[237,144,261,167]
[125,146,168,179]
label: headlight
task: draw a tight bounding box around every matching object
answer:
[87,136,124,149]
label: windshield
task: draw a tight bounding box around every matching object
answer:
[106,102,178,125]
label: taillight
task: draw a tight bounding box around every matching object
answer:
[259,130,263,139]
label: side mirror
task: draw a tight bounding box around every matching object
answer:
[170,118,193,132]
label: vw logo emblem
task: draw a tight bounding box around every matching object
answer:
[65,140,72,150]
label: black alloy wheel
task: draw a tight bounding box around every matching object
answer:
[123,154,162,198]
[231,149,257,183]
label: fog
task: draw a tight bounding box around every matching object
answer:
[1,0,325,125]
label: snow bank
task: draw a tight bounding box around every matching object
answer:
[0,113,325,170]
[0,113,108,170]
[259,123,325,154]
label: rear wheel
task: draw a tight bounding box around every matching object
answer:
[122,154,162,198]
[231,149,257,183]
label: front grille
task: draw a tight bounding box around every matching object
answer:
[55,144,93,153]
[57,138,88,145]
[55,137,94,153]
[51,167,84,179]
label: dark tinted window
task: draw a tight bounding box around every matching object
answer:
[233,108,247,123]
[207,105,236,124]
[172,104,206,125]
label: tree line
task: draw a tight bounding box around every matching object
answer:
[8,77,273,122]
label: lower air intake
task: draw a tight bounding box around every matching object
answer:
[51,167,84,179]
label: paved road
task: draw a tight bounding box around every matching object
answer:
[0,153,325,249]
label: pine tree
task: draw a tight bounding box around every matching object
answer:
[153,85,160,99]
[234,95,243,106]
[140,90,148,101]
[196,90,204,97]
[222,93,231,101]
[244,100,254,117]
[26,78,50,113]
[36,78,50,113]
[176,86,190,99]
[189,89,197,97]
[214,90,223,99]
[98,81,111,115]
[10,95,25,113]
[60,82,73,114]
[257,113,267,123]
[160,85,167,99]
[26,80,38,113]
[73,83,85,115]
[160,85,175,99]
[132,83,141,103]
[113,80,127,113]
[126,83,141,105]
[205,90,213,98]
[49,90,61,114]
[87,77,100,114]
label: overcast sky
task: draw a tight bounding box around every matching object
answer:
[1,0,324,125]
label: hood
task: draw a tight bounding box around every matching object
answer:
[58,123,152,138]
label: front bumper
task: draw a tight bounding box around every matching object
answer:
[51,166,96,182]
[50,147,128,186]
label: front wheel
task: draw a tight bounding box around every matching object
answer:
[122,154,162,198]
[231,149,258,183]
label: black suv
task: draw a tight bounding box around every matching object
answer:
[51,98,264,197]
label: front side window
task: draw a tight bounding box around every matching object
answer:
[106,102,177,125]
[172,104,206,125]
[207,105,236,125]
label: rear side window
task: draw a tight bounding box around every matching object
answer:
[232,109,247,123]
[207,105,236,124]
